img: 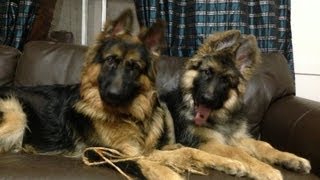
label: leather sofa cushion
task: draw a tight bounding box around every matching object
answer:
[0,45,21,86]
[156,55,187,94]
[14,41,87,86]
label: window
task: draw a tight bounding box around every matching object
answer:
[51,0,107,45]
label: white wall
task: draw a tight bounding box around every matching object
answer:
[292,1,320,102]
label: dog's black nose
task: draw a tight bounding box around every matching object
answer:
[102,88,123,105]
[199,93,213,104]
[198,93,224,110]
[106,87,122,99]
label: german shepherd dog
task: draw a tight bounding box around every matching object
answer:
[161,30,311,180]
[0,9,172,158]
[0,10,255,179]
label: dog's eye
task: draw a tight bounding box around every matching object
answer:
[105,55,117,65]
[202,69,212,76]
[221,76,230,83]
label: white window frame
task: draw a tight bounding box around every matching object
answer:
[81,0,107,45]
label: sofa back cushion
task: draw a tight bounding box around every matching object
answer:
[14,41,87,86]
[244,53,295,136]
[0,45,21,86]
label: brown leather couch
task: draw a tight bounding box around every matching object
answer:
[0,41,319,180]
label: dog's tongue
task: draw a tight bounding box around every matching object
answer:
[194,104,211,126]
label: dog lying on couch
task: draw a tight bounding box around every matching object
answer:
[161,30,311,180]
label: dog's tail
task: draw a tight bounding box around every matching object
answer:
[0,97,27,153]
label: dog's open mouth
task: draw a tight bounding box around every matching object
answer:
[194,102,211,126]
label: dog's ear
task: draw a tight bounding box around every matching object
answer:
[234,34,261,74]
[102,9,133,36]
[214,30,241,51]
[139,20,166,56]
[198,30,240,55]
[139,20,165,82]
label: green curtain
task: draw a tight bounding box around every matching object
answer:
[134,0,294,74]
[0,0,38,50]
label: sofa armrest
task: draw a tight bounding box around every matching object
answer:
[0,45,21,85]
[261,95,320,176]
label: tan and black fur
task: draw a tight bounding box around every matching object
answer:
[161,30,311,180]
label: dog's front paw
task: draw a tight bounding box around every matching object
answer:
[283,156,311,174]
[215,159,247,177]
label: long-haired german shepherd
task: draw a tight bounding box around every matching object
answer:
[0,10,255,180]
[161,30,311,179]
[0,9,171,158]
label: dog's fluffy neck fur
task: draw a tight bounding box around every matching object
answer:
[74,78,165,156]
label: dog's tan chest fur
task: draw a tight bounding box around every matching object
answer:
[88,106,171,156]
[92,117,145,156]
